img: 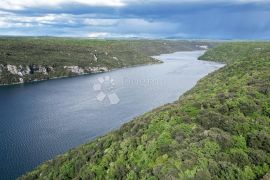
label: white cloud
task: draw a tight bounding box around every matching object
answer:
[0,0,267,11]
[0,0,125,10]
[129,0,268,2]
[83,19,118,26]
[0,0,269,38]
[0,18,35,28]
[0,13,77,28]
[87,32,109,38]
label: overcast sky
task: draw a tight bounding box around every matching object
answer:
[0,0,270,39]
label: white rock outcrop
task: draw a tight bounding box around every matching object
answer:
[64,66,85,74]
[7,65,18,75]
[0,63,109,85]
[2,64,53,78]
[196,45,208,50]
[86,66,109,73]
[38,66,48,75]
[17,72,23,77]
[25,66,31,75]
[19,78,24,83]
[112,57,118,60]
[93,54,98,62]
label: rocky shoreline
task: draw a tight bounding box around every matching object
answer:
[0,38,214,86]
[0,61,162,86]
[0,64,110,86]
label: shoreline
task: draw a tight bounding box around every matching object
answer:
[0,61,162,87]
[20,50,227,178]
[3,50,223,179]
[17,42,270,180]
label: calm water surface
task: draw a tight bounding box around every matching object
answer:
[0,51,224,179]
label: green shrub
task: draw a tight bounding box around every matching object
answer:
[247,131,270,153]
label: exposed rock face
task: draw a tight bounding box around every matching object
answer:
[64,66,109,74]
[47,66,54,72]
[0,64,54,84]
[64,66,85,74]
[0,63,108,85]
[19,78,24,83]
[93,54,98,62]
[38,66,48,75]
[28,65,53,75]
[18,65,31,76]
[7,65,18,75]
[86,67,109,73]
[113,57,118,61]
[25,66,31,74]
[196,45,208,50]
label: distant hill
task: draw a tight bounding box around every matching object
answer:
[0,38,215,85]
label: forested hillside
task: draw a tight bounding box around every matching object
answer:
[0,38,213,85]
[21,42,270,180]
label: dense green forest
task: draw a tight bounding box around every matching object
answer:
[0,38,214,85]
[20,42,270,180]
